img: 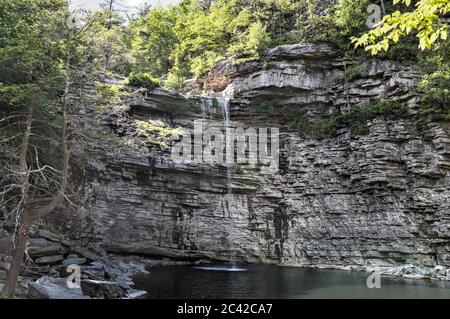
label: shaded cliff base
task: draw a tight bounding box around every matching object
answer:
[2,226,450,299]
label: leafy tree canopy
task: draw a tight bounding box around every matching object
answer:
[353,0,450,54]
[128,0,371,89]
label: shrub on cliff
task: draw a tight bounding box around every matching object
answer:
[127,73,161,90]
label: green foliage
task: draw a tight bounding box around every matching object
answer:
[0,0,66,110]
[375,40,420,62]
[124,0,400,88]
[417,41,450,105]
[309,100,408,137]
[191,52,226,79]
[129,7,178,77]
[128,0,372,88]
[96,82,123,99]
[418,68,450,108]
[343,63,367,80]
[415,48,450,123]
[229,21,271,62]
[159,99,202,115]
[165,0,236,88]
[0,0,69,183]
[135,119,182,148]
[290,0,332,44]
[127,73,161,90]
[165,68,188,90]
[75,7,132,76]
[353,0,450,55]
[95,82,125,114]
[257,99,409,138]
[334,0,369,40]
[349,0,450,127]
[46,221,57,233]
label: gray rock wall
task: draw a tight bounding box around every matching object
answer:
[66,44,450,270]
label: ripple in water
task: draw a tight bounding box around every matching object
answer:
[195,266,248,272]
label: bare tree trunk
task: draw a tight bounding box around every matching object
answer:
[2,208,30,298]
[32,30,71,221]
[380,0,386,15]
[104,0,114,72]
[1,101,35,298]
[1,1,75,298]
[104,49,111,72]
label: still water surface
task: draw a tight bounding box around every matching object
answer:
[133,265,450,299]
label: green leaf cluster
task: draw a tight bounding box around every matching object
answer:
[127,73,161,90]
[353,0,450,55]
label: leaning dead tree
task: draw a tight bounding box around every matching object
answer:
[0,3,89,298]
[0,56,71,299]
[0,0,124,298]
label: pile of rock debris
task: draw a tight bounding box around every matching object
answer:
[0,227,149,299]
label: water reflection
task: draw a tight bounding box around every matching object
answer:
[133,264,450,299]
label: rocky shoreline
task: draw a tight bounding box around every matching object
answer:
[0,227,154,299]
[302,263,450,281]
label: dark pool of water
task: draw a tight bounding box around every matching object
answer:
[133,264,450,299]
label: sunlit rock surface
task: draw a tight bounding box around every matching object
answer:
[63,43,450,271]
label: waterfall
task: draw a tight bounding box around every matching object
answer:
[218,98,233,200]
[217,98,238,267]
[195,96,244,271]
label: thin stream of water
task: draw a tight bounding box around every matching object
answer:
[218,98,238,268]
[197,97,242,270]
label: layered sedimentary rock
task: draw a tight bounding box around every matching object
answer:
[63,43,450,270]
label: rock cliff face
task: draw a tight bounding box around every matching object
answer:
[65,43,450,270]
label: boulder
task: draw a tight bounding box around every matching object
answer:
[89,261,106,269]
[28,245,64,258]
[34,255,64,265]
[28,276,89,299]
[431,265,447,279]
[202,58,260,92]
[124,289,148,299]
[81,280,123,299]
[106,272,132,290]
[28,238,64,258]
[70,246,100,262]
[15,277,34,299]
[23,265,52,278]
[78,262,106,280]
[0,260,10,271]
[266,43,336,60]
[62,257,87,267]
[0,239,13,255]
[33,229,62,242]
